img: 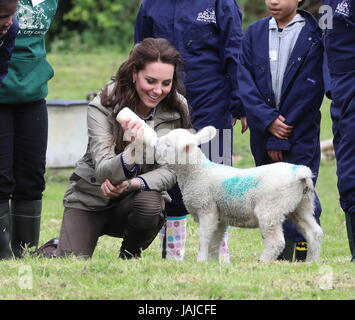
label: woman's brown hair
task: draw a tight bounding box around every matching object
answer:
[100,37,191,153]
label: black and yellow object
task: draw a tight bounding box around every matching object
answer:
[295,241,308,261]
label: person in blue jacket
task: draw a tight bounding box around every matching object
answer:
[135,0,246,262]
[238,0,324,261]
[0,0,18,84]
[323,0,355,262]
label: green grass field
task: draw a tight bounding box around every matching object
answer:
[0,52,354,300]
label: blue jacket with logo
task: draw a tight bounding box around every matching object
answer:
[323,0,355,213]
[0,17,19,84]
[323,0,355,106]
[238,10,324,175]
[135,0,244,130]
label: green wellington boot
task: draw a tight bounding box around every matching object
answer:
[10,200,42,258]
[0,202,13,260]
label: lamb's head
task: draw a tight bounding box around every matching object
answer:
[155,126,216,165]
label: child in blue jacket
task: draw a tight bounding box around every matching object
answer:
[238,0,324,261]
[135,0,246,262]
[0,0,18,84]
[323,0,355,262]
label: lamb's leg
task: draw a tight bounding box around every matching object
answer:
[290,198,323,262]
[258,210,285,262]
[196,207,219,262]
[209,222,228,261]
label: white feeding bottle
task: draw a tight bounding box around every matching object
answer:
[116,107,158,147]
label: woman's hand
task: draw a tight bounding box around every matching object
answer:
[100,178,141,198]
[121,119,144,145]
[267,115,293,140]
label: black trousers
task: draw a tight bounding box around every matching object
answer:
[0,100,47,203]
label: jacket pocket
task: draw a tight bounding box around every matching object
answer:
[183,23,217,52]
[2,55,54,101]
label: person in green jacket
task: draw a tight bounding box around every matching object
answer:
[0,0,58,259]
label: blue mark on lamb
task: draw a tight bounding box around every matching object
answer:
[222,175,259,200]
[201,158,223,168]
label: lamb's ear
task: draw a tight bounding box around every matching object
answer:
[196,126,216,145]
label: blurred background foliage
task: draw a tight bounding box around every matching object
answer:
[46,0,322,52]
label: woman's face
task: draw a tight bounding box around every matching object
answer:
[133,61,174,115]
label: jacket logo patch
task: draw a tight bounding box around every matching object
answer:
[17,2,53,35]
[335,0,350,17]
[196,8,216,24]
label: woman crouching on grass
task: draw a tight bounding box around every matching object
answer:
[37,38,191,259]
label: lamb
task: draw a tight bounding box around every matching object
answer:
[154,126,323,262]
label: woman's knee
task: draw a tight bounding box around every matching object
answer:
[128,191,165,230]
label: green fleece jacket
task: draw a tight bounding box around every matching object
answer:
[0,0,58,103]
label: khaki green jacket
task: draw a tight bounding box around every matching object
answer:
[63,87,187,211]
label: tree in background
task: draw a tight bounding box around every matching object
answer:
[47,0,141,51]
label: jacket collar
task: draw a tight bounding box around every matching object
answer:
[267,9,320,33]
[152,103,181,127]
[269,13,305,31]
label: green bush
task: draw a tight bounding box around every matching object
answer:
[48,0,141,52]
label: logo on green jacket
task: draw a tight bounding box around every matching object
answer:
[17,2,55,35]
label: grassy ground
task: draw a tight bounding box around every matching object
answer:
[0,52,354,300]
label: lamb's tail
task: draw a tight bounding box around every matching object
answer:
[294,165,314,195]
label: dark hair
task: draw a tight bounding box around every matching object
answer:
[0,0,18,6]
[298,0,306,8]
[101,37,191,153]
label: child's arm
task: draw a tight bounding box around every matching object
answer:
[237,29,280,134]
[266,41,325,152]
[0,18,19,84]
[267,115,293,162]
[267,115,293,140]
